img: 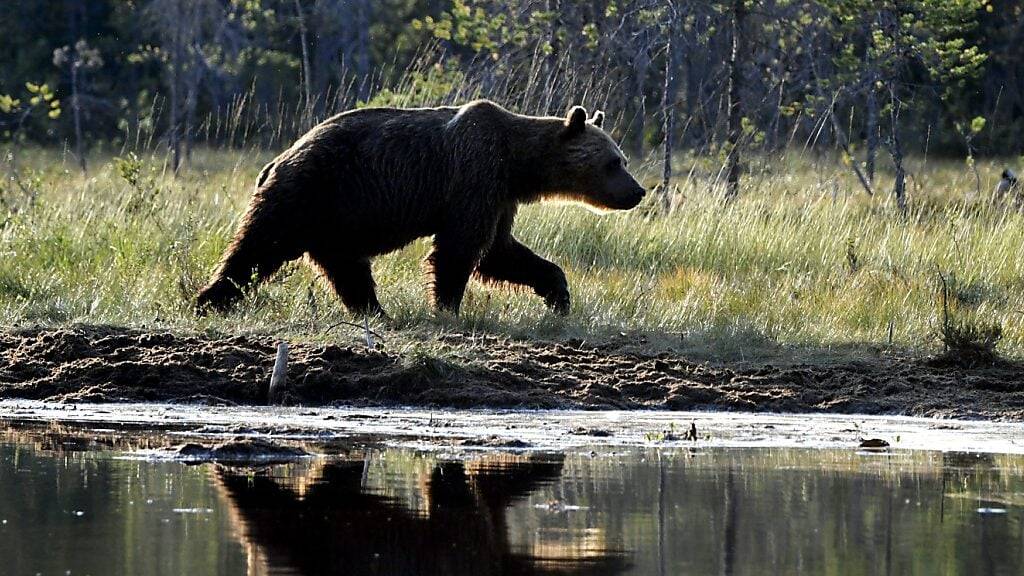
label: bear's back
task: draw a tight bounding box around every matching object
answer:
[318,105,460,145]
[268,106,478,252]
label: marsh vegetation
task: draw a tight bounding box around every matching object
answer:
[1,148,1021,361]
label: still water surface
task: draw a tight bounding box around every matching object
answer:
[1,426,1022,575]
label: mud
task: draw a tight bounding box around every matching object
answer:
[0,325,1022,420]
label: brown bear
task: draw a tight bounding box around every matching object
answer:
[196,100,646,317]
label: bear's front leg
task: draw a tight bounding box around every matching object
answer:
[427,234,484,314]
[476,237,570,315]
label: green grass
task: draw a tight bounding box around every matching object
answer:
[0,147,1021,360]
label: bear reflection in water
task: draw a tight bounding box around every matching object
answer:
[215,454,629,576]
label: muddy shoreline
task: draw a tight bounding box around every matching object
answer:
[0,325,1022,420]
[4,401,1024,454]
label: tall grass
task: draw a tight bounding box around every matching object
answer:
[0,146,1020,361]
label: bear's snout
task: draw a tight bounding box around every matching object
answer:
[609,183,646,210]
[625,185,646,208]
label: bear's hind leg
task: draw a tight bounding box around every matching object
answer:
[309,253,387,318]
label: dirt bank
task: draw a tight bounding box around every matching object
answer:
[0,325,1021,419]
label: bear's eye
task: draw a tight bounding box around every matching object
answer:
[605,158,621,172]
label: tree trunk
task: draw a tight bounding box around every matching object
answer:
[310,1,346,113]
[184,74,197,167]
[67,2,87,172]
[684,45,703,149]
[294,0,313,122]
[544,0,563,112]
[661,3,682,212]
[892,145,906,212]
[168,0,182,174]
[354,0,372,101]
[71,63,86,172]
[888,86,907,213]
[725,0,746,199]
[628,28,651,157]
[863,20,879,183]
[865,81,879,182]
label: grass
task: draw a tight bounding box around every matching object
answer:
[0,146,1021,362]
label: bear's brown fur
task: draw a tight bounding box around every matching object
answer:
[196,100,646,316]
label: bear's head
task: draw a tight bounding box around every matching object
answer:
[538,106,646,211]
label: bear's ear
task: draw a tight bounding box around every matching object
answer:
[563,105,588,137]
[590,110,605,128]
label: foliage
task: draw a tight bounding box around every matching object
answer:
[0,82,61,139]
[1,0,1018,160]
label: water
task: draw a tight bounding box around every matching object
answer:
[1,425,1023,575]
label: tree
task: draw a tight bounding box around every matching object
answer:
[872,0,987,210]
[0,0,1016,186]
[53,40,103,172]
[0,82,61,195]
[725,0,748,199]
[660,0,683,211]
[141,0,248,171]
[293,0,313,120]
[810,0,987,209]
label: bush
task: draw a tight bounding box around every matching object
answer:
[935,270,1003,367]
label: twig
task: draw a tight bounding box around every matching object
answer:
[324,318,386,343]
[936,267,950,352]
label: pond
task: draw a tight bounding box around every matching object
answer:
[1,417,1023,576]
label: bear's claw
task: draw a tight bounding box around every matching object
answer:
[544,289,571,315]
[195,279,244,316]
